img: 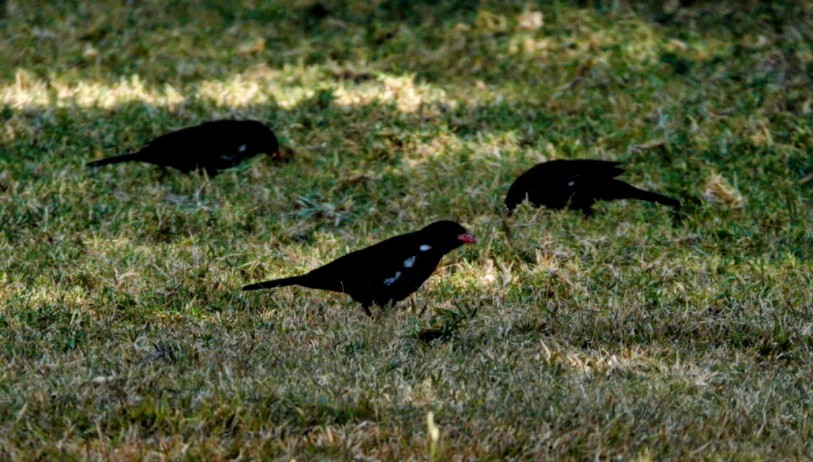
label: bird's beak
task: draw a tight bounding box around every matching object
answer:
[271,147,292,163]
[457,233,477,244]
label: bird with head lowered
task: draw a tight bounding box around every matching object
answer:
[505,159,681,216]
[87,119,285,177]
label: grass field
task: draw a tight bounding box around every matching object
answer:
[1,0,812,459]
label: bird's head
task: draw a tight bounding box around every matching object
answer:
[243,121,288,162]
[418,220,477,252]
[504,179,529,215]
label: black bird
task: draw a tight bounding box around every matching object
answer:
[242,221,477,315]
[504,159,681,215]
[87,120,283,176]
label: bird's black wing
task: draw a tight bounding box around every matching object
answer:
[301,231,442,306]
[136,123,235,172]
[301,233,415,289]
[555,160,625,179]
[505,160,627,211]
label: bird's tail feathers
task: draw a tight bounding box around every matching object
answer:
[241,275,304,291]
[86,152,139,168]
[604,180,681,209]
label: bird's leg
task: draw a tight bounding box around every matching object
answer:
[194,180,209,207]
[500,213,513,240]
[670,207,686,227]
[362,305,373,317]
[405,294,417,314]
[418,300,429,317]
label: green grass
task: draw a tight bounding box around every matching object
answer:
[1,0,812,459]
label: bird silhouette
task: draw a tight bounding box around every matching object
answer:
[505,159,680,215]
[87,119,283,176]
[242,221,477,315]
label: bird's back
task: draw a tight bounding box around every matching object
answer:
[533,159,624,179]
[300,231,445,307]
[506,159,627,211]
[135,121,261,172]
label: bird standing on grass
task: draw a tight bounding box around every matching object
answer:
[504,159,681,215]
[87,120,284,176]
[242,221,477,315]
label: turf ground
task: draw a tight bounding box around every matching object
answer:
[1,1,812,459]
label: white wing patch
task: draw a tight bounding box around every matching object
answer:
[384,271,402,286]
[403,256,416,268]
[419,245,432,251]
[567,181,575,186]
[238,144,247,152]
